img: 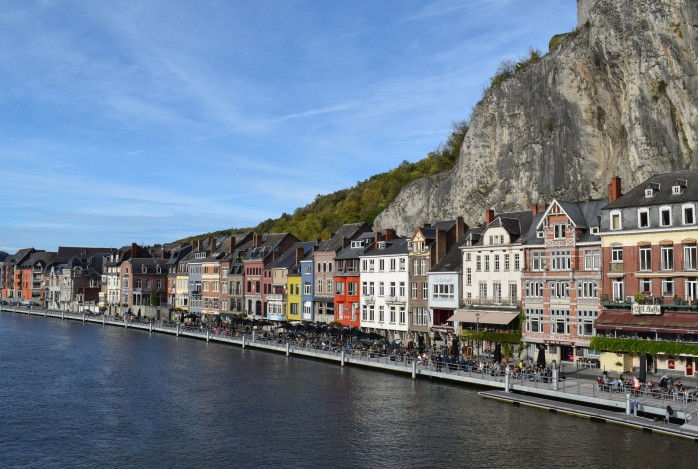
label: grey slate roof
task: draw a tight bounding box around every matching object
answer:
[474,211,534,246]
[266,241,317,270]
[527,198,607,246]
[360,238,409,257]
[431,227,483,273]
[316,223,372,253]
[605,169,698,209]
[334,233,376,260]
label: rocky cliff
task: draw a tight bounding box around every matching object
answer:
[374,0,698,235]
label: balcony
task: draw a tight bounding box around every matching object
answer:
[602,295,698,312]
[266,293,286,302]
[385,295,406,304]
[363,295,375,304]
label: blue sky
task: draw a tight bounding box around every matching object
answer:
[0,0,577,252]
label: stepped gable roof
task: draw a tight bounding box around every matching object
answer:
[528,198,607,246]
[335,233,376,260]
[477,210,534,245]
[605,169,698,209]
[266,241,317,270]
[431,227,483,273]
[360,237,409,257]
[317,223,372,253]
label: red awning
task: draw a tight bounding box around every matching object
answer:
[596,310,698,334]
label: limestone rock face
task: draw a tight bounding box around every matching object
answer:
[374,0,698,235]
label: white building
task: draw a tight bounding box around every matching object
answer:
[359,233,410,340]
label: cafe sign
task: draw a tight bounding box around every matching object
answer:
[631,302,661,315]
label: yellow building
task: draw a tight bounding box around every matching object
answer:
[287,269,302,321]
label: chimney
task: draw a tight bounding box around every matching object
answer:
[485,209,495,224]
[422,222,431,228]
[253,233,261,248]
[131,243,138,256]
[608,176,622,203]
[532,203,546,216]
[208,236,216,253]
[456,216,466,240]
[343,237,350,248]
[384,229,396,241]
[435,229,447,264]
[295,247,304,265]
[374,232,383,244]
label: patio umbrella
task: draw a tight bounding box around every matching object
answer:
[536,346,546,368]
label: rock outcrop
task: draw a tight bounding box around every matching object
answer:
[374,0,698,235]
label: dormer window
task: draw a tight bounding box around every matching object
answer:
[645,182,660,198]
[536,230,544,238]
[351,240,363,249]
[610,211,622,230]
[673,179,687,195]
[590,227,599,235]
[377,241,386,249]
[142,265,147,273]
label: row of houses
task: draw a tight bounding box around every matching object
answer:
[3,170,698,376]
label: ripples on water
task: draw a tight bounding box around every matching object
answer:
[0,313,694,468]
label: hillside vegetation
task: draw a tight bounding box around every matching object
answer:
[175,120,468,245]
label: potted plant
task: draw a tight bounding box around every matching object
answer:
[633,292,644,303]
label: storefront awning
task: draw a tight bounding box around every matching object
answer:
[596,310,698,334]
[447,310,519,325]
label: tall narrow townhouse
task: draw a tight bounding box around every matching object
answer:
[597,172,698,377]
[455,210,533,352]
[226,236,253,317]
[200,236,225,320]
[335,231,375,327]
[313,223,372,324]
[244,233,299,317]
[359,230,410,340]
[522,198,606,366]
[429,227,482,337]
[300,253,315,322]
[408,218,467,344]
[163,243,192,311]
[265,242,316,322]
[0,251,8,299]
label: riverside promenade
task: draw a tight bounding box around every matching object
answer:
[4,305,698,440]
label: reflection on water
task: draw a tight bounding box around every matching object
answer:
[0,313,694,468]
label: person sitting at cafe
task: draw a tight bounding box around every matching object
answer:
[633,376,641,392]
[611,377,623,391]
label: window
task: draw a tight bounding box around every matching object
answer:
[662,278,675,296]
[550,251,571,270]
[327,279,332,293]
[479,282,488,302]
[433,284,454,300]
[551,309,570,335]
[638,209,650,228]
[611,245,623,262]
[494,255,500,272]
[411,282,417,299]
[492,282,502,304]
[412,259,419,275]
[465,253,471,262]
[550,281,570,298]
[304,283,311,295]
[399,307,405,324]
[369,259,375,271]
[390,259,396,271]
[639,278,651,294]
[399,282,405,297]
[583,250,600,270]
[610,211,622,230]
[577,310,598,336]
[379,282,384,296]
[514,254,520,270]
[378,305,384,322]
[685,245,698,270]
[379,259,384,271]
[317,279,323,293]
[509,282,518,303]
[475,255,481,272]
[553,224,566,239]
[389,306,396,323]
[639,246,652,271]
[347,282,357,296]
[661,246,674,270]
[399,258,406,271]
[526,309,543,333]
[484,255,490,272]
[660,207,672,227]
[389,282,396,296]
[531,252,546,271]
[683,204,695,225]
[612,279,624,301]
[466,268,472,286]
[368,305,375,321]
[577,281,598,298]
[422,282,428,299]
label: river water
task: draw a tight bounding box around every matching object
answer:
[0,312,694,468]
